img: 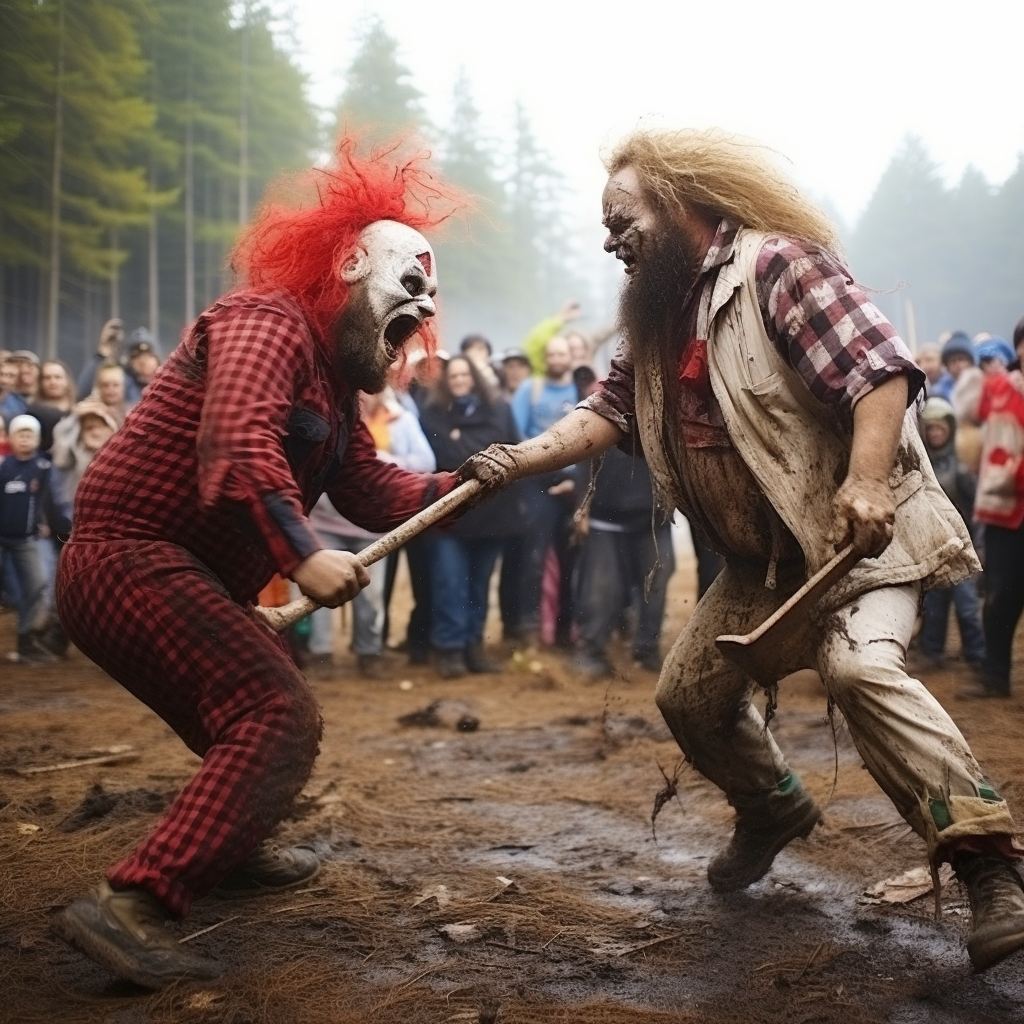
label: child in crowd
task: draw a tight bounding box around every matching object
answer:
[0,415,55,664]
[50,400,119,503]
[917,398,985,668]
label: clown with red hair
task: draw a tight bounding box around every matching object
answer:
[53,137,463,987]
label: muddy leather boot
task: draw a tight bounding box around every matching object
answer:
[956,854,1024,971]
[52,881,221,989]
[215,842,320,896]
[708,776,822,893]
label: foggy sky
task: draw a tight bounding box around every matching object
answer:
[288,0,1024,233]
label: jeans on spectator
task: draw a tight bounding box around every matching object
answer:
[308,532,384,658]
[429,534,502,651]
[0,535,48,635]
[919,577,986,663]
[980,524,1024,693]
[519,483,575,639]
[575,523,674,659]
[499,533,526,639]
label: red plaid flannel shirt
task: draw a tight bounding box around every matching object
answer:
[71,290,456,603]
[585,220,924,444]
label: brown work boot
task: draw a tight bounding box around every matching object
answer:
[52,881,221,989]
[708,780,822,893]
[214,842,320,897]
[956,854,1024,971]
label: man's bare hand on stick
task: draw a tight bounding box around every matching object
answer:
[828,475,896,559]
[291,550,370,607]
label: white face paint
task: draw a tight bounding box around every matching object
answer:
[339,220,438,364]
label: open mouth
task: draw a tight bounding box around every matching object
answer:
[617,248,637,274]
[382,314,421,361]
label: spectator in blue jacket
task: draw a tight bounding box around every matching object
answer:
[0,415,57,664]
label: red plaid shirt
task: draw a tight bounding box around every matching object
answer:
[585,220,924,445]
[71,290,456,603]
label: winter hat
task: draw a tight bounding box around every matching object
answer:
[8,414,41,438]
[940,331,974,366]
[920,397,956,423]
[974,335,1014,366]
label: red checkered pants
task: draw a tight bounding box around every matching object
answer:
[56,539,322,917]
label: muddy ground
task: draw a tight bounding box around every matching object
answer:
[2,552,1024,1024]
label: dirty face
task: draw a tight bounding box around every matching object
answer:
[602,165,659,276]
[333,220,438,394]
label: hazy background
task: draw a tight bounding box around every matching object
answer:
[3,0,1022,363]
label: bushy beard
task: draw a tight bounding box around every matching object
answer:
[617,220,704,371]
[330,293,391,395]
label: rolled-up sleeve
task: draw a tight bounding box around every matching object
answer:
[577,338,637,435]
[196,303,322,576]
[757,238,925,410]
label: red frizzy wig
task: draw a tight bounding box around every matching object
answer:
[231,134,463,351]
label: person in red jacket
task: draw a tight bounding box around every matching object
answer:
[52,137,462,988]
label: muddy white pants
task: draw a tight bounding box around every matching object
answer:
[655,562,1015,856]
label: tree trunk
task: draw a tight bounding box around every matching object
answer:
[45,0,65,360]
[239,2,250,229]
[183,8,195,324]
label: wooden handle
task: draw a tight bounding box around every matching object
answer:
[254,479,483,633]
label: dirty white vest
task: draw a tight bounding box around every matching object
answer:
[636,229,979,606]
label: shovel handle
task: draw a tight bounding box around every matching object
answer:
[255,478,483,633]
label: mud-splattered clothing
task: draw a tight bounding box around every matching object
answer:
[583,221,924,562]
[584,227,1008,863]
[57,289,457,916]
[586,219,924,443]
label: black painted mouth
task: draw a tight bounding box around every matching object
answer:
[383,314,420,360]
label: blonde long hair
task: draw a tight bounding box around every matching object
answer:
[606,128,841,254]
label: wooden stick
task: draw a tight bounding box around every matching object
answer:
[17,751,139,776]
[255,479,482,632]
[612,931,686,957]
[179,916,240,943]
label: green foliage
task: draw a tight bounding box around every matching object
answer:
[850,135,1024,343]
[0,0,317,358]
[330,25,592,351]
[335,14,425,145]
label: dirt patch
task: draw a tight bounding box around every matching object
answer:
[2,559,1023,1023]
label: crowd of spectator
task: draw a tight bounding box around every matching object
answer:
[16,304,1022,695]
[1,318,147,664]
[912,316,1024,698]
[297,302,677,681]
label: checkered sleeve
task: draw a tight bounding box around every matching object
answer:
[578,337,637,434]
[326,413,460,533]
[197,303,322,576]
[756,238,925,409]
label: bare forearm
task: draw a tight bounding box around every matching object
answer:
[830,373,909,556]
[510,409,623,477]
[848,375,909,484]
